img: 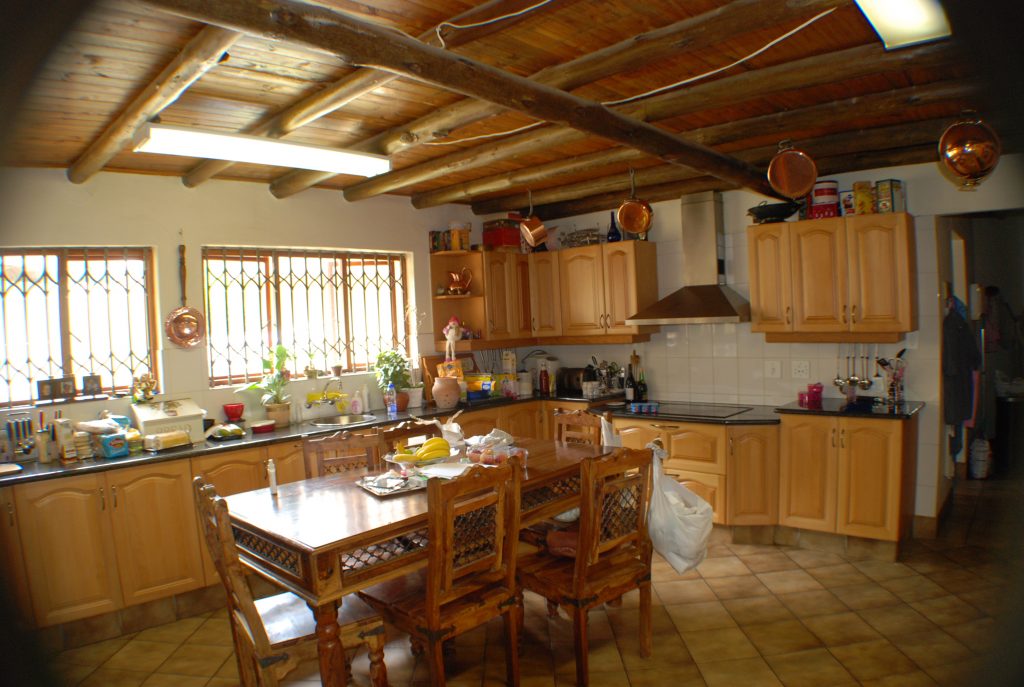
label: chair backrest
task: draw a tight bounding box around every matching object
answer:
[378,420,440,453]
[423,459,522,628]
[193,477,274,656]
[572,447,653,594]
[552,408,605,446]
[304,430,383,478]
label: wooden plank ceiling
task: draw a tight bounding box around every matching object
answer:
[5,0,987,219]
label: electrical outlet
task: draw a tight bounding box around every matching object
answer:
[764,360,781,379]
[792,360,810,379]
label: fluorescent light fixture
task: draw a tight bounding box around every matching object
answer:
[133,123,390,177]
[854,0,951,50]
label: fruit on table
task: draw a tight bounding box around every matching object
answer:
[413,437,450,462]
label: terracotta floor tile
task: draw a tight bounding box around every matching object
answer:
[703,574,772,600]
[802,612,882,646]
[878,575,948,603]
[955,586,1003,616]
[741,619,822,656]
[204,679,239,687]
[184,617,235,647]
[133,617,205,644]
[554,667,630,686]
[728,543,780,557]
[923,656,991,686]
[54,663,96,685]
[857,605,937,638]
[740,552,801,574]
[908,594,984,626]
[785,549,848,569]
[681,627,759,663]
[56,637,132,667]
[828,639,917,681]
[697,656,782,687]
[757,569,824,595]
[625,664,706,687]
[141,673,210,686]
[722,596,794,626]
[665,600,738,632]
[942,616,996,652]
[852,559,917,582]
[706,544,734,558]
[901,552,960,576]
[887,629,972,668]
[829,583,901,610]
[697,555,752,578]
[155,643,233,677]
[653,579,717,604]
[857,670,939,686]
[102,639,179,673]
[764,647,857,687]
[551,636,623,676]
[923,566,984,592]
[776,590,849,618]
[805,563,871,588]
[79,667,150,687]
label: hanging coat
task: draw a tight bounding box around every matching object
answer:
[943,309,981,425]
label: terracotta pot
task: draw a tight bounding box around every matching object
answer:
[264,402,291,428]
[396,390,410,412]
[432,377,460,410]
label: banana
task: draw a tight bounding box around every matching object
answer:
[415,438,449,456]
[414,449,450,462]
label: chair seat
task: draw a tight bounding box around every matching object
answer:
[256,591,382,647]
[518,546,648,607]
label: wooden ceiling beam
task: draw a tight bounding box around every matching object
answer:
[181,0,556,187]
[144,0,777,199]
[362,0,843,156]
[66,25,240,184]
[411,41,957,208]
[471,118,951,215]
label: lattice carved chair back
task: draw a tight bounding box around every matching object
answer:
[552,408,605,446]
[425,459,522,628]
[379,420,441,454]
[304,430,384,478]
[572,447,654,596]
[193,477,275,677]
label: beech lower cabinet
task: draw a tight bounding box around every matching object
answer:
[1,486,37,623]
[779,414,915,541]
[15,460,205,627]
[455,401,543,440]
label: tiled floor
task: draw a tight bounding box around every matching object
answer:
[49,475,1024,686]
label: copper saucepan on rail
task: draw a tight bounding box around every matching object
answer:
[164,244,206,349]
[616,168,653,236]
[767,140,818,200]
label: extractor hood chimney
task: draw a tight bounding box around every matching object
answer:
[625,191,750,325]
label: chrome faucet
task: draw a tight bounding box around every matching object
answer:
[305,377,344,408]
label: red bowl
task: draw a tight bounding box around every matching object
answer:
[223,402,245,421]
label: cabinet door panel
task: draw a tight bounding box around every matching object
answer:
[107,462,205,605]
[528,252,562,336]
[484,252,514,339]
[559,245,605,335]
[501,402,540,439]
[0,487,33,623]
[727,426,779,526]
[789,219,847,332]
[458,408,505,439]
[16,475,122,626]
[846,214,915,332]
[663,423,727,474]
[267,441,308,484]
[666,469,724,524]
[602,242,638,333]
[836,419,902,540]
[610,419,662,450]
[748,224,793,332]
[512,254,533,338]
[779,416,836,532]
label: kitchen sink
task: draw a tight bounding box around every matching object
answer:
[309,414,377,427]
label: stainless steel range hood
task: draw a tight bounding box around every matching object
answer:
[625,191,750,325]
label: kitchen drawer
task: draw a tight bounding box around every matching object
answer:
[662,422,727,474]
[664,468,725,525]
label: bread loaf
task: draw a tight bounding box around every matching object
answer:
[143,430,192,451]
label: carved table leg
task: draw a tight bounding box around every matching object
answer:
[311,601,347,687]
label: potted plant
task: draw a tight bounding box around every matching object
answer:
[373,349,412,412]
[239,344,293,427]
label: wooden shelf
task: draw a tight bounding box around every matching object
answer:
[433,293,481,300]
[429,250,477,257]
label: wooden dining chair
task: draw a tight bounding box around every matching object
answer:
[304,429,384,478]
[551,408,606,446]
[358,460,523,687]
[378,419,440,453]
[516,447,654,687]
[192,477,388,687]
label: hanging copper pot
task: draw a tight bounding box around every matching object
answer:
[616,168,654,236]
[519,189,549,248]
[939,111,1001,190]
[767,140,818,200]
[164,244,206,349]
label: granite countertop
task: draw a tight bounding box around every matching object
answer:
[775,398,924,419]
[604,402,780,425]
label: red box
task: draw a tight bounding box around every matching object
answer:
[483,219,520,248]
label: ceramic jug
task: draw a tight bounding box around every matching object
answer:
[432,376,460,410]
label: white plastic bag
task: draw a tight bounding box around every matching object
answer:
[646,441,712,574]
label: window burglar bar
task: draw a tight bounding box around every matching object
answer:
[203,247,410,386]
[0,248,156,407]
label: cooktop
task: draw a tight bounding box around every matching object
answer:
[645,402,752,419]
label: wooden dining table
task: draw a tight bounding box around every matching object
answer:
[224,437,610,687]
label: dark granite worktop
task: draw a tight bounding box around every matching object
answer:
[604,402,780,425]
[775,398,924,419]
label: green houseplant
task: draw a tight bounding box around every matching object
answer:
[373,349,412,412]
[239,344,293,427]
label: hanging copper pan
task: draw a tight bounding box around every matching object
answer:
[519,189,550,248]
[767,140,818,200]
[164,244,206,349]
[616,168,653,235]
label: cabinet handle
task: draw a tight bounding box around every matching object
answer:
[6,502,13,527]
[850,304,857,324]
[651,424,679,430]
[532,317,537,330]
[831,428,836,448]
[112,486,118,509]
[841,305,847,324]
[840,429,846,448]
[99,487,106,511]
[785,306,791,325]
[729,437,734,456]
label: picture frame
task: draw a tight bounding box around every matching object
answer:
[36,380,55,401]
[53,376,76,400]
[82,374,103,396]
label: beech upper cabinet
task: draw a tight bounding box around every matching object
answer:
[558,241,658,337]
[748,213,916,340]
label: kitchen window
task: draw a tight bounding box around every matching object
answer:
[0,248,156,406]
[203,247,410,385]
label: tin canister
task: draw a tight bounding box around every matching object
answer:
[853,181,875,214]
[808,180,838,218]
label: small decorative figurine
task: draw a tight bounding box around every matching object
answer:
[443,316,464,362]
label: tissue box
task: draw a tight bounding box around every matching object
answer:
[131,398,206,444]
[98,432,129,458]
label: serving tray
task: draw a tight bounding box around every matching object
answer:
[357,473,428,497]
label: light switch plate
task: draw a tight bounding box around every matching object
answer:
[792,360,810,379]
[764,360,781,379]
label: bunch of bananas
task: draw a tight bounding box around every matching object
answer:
[394,437,451,462]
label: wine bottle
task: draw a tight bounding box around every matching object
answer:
[636,367,648,402]
[624,364,636,401]
[606,210,622,242]
[539,366,550,397]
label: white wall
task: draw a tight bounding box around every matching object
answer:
[536,154,1024,519]
[0,168,474,424]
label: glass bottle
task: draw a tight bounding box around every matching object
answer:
[636,367,648,402]
[384,382,398,417]
[539,365,550,397]
[606,211,621,242]
[624,364,636,401]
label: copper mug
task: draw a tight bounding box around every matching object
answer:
[446,267,473,295]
